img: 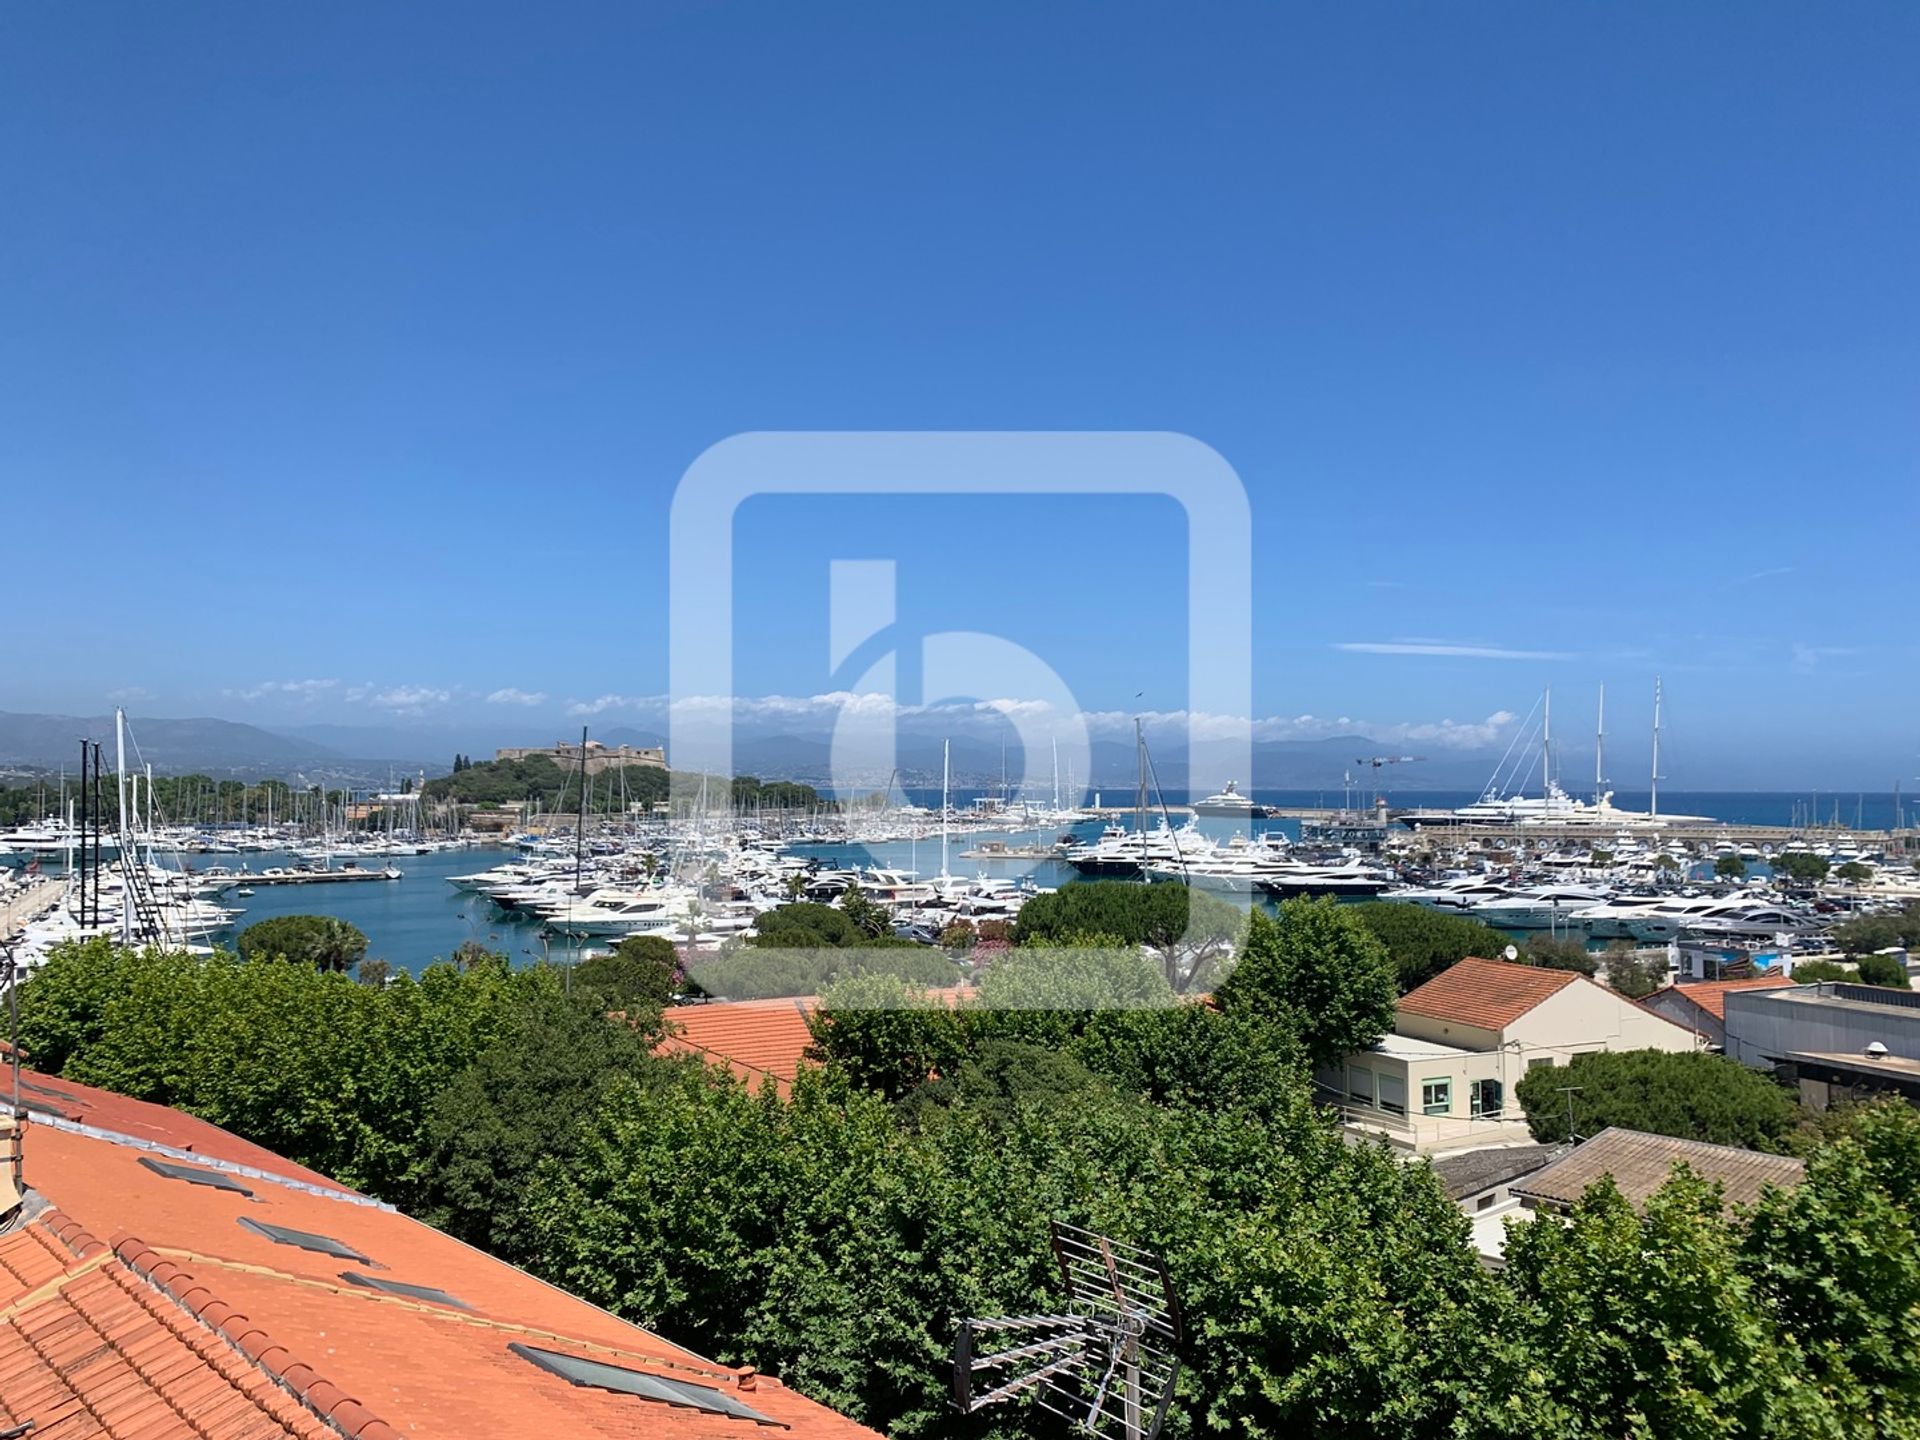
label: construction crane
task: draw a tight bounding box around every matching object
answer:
[1355,756,1425,810]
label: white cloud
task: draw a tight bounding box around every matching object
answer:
[629,692,1519,753]
[566,693,658,717]
[230,678,340,702]
[486,688,548,706]
[366,685,451,714]
[1336,641,1574,661]
[1790,643,1861,673]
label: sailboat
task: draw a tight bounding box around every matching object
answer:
[1399,682,1712,828]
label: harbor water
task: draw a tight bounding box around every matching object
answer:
[90,789,1907,974]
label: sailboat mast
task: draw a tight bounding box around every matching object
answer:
[1650,675,1663,820]
[115,708,132,944]
[940,738,950,879]
[575,726,588,894]
[1594,684,1605,804]
[1542,686,1552,794]
[1135,717,1148,873]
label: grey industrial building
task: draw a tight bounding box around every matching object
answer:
[1723,981,1920,1112]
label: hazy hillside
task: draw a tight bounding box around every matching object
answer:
[0,711,339,775]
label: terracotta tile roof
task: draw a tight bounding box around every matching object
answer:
[6,1067,353,1194]
[0,1072,882,1439]
[1397,956,1583,1033]
[1656,976,1796,1024]
[657,998,820,1096]
[1510,1126,1805,1213]
[0,1209,336,1439]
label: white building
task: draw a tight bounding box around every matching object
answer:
[1318,956,1696,1155]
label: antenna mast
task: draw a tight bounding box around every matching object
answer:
[952,1221,1182,1440]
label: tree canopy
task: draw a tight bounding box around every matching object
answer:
[23,932,1920,1437]
[1009,881,1242,992]
[235,913,369,972]
[1515,1048,1801,1149]
[1346,901,1512,991]
[1771,852,1831,885]
[1831,902,1920,958]
[1214,899,1398,1069]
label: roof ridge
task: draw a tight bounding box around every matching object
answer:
[27,1109,390,1210]
[112,1231,402,1440]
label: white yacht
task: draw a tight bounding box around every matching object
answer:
[1256,857,1393,898]
[1470,884,1612,930]
[1065,822,1210,879]
[1191,781,1271,820]
[1381,876,1513,912]
[1149,836,1289,894]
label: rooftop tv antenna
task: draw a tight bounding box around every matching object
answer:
[952,1221,1182,1440]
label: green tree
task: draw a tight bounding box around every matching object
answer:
[1603,944,1668,1000]
[836,885,892,941]
[806,974,969,1101]
[1501,1171,1791,1439]
[1855,951,1912,990]
[1522,932,1598,976]
[1215,899,1398,1069]
[1714,853,1748,880]
[1836,860,1874,884]
[574,934,682,1016]
[1514,1048,1800,1149]
[750,900,900,949]
[1010,881,1241,992]
[416,968,654,1262]
[1347,901,1511,991]
[1791,959,1854,984]
[1772,851,1831,885]
[1741,1102,1920,1432]
[235,914,369,973]
[1831,902,1920,957]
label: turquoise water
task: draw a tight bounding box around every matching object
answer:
[176,846,595,976]
[163,790,1885,974]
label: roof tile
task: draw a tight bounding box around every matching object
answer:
[1657,976,1796,1024]
[1398,956,1584,1032]
[0,1064,882,1438]
[657,997,819,1095]
[1511,1126,1805,1212]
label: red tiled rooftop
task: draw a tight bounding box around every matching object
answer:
[1656,976,1796,1023]
[657,998,820,1096]
[8,1066,354,1194]
[1398,956,1583,1032]
[0,1070,883,1439]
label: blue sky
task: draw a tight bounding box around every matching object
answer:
[2,3,1915,784]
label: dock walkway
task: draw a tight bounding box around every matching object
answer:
[0,880,63,940]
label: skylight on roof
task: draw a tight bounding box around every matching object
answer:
[508,1343,784,1428]
[141,1155,254,1197]
[237,1216,370,1263]
[340,1271,469,1309]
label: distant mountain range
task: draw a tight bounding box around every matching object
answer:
[730,731,1504,793]
[0,708,1882,793]
[0,711,338,776]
